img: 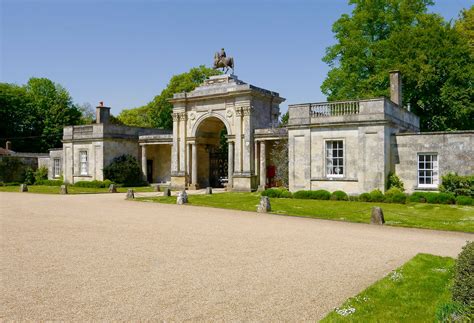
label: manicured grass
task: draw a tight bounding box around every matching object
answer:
[137,193,474,232]
[321,254,455,322]
[0,185,155,194]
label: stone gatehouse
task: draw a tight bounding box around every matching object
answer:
[47,72,473,194]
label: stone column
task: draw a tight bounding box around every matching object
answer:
[179,112,187,174]
[187,143,191,182]
[171,113,179,174]
[191,143,198,189]
[254,141,259,179]
[234,108,242,173]
[241,106,253,174]
[259,141,266,191]
[141,145,147,181]
[228,141,234,190]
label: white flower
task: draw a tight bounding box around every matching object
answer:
[335,306,356,316]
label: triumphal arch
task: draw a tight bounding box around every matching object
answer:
[168,74,284,191]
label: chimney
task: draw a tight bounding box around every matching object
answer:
[389,70,403,107]
[96,101,111,124]
[5,141,11,151]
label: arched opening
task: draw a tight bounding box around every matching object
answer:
[194,117,228,188]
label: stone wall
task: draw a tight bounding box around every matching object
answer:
[393,131,474,193]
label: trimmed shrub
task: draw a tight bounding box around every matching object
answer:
[34,166,48,183]
[348,195,359,202]
[359,193,371,202]
[280,190,293,198]
[387,172,405,191]
[293,190,331,200]
[24,167,36,185]
[261,188,292,198]
[330,190,348,201]
[439,172,473,197]
[103,154,146,186]
[73,180,113,188]
[312,190,331,200]
[452,241,473,306]
[36,179,63,186]
[384,187,407,204]
[369,189,385,202]
[408,192,427,203]
[456,195,473,206]
[424,192,455,205]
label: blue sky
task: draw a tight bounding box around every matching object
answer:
[1,0,471,115]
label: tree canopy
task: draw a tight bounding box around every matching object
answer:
[118,66,221,129]
[322,1,473,131]
[0,78,84,152]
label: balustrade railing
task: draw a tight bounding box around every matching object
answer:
[310,100,360,117]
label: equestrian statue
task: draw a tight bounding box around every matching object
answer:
[213,48,234,74]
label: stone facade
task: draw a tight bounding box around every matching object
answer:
[57,105,169,184]
[48,72,473,194]
[166,74,284,191]
[393,131,474,193]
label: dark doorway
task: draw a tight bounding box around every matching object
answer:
[209,147,228,188]
[146,159,153,183]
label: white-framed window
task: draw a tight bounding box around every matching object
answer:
[53,158,61,178]
[325,140,344,177]
[79,151,88,175]
[418,153,438,188]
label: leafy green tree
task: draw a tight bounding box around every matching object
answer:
[117,105,152,127]
[322,0,473,131]
[24,78,82,151]
[118,66,221,129]
[455,6,474,57]
[0,83,36,152]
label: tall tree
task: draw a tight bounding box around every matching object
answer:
[322,0,473,131]
[118,66,221,129]
[0,78,83,152]
[24,78,82,151]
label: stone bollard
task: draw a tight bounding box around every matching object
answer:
[177,190,188,205]
[163,187,171,197]
[126,189,135,199]
[19,184,28,192]
[60,184,68,195]
[257,196,271,213]
[205,187,213,195]
[370,206,385,225]
[108,184,117,193]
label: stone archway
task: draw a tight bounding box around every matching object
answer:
[191,116,229,189]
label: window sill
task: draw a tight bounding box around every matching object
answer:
[415,186,439,191]
[74,175,93,178]
[312,177,358,182]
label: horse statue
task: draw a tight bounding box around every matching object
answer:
[213,52,234,74]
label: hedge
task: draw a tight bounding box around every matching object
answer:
[452,242,474,306]
[73,180,113,188]
[261,188,292,198]
[293,190,331,200]
[261,188,470,206]
[330,190,348,201]
[35,179,63,186]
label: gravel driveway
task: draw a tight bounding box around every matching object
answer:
[1,192,471,320]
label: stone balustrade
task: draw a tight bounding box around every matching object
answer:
[310,100,360,117]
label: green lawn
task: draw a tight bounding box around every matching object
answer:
[321,254,455,322]
[0,185,155,194]
[136,193,474,232]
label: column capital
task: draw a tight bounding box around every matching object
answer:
[172,112,180,122]
[178,112,187,121]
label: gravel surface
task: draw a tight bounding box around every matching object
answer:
[1,192,471,320]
